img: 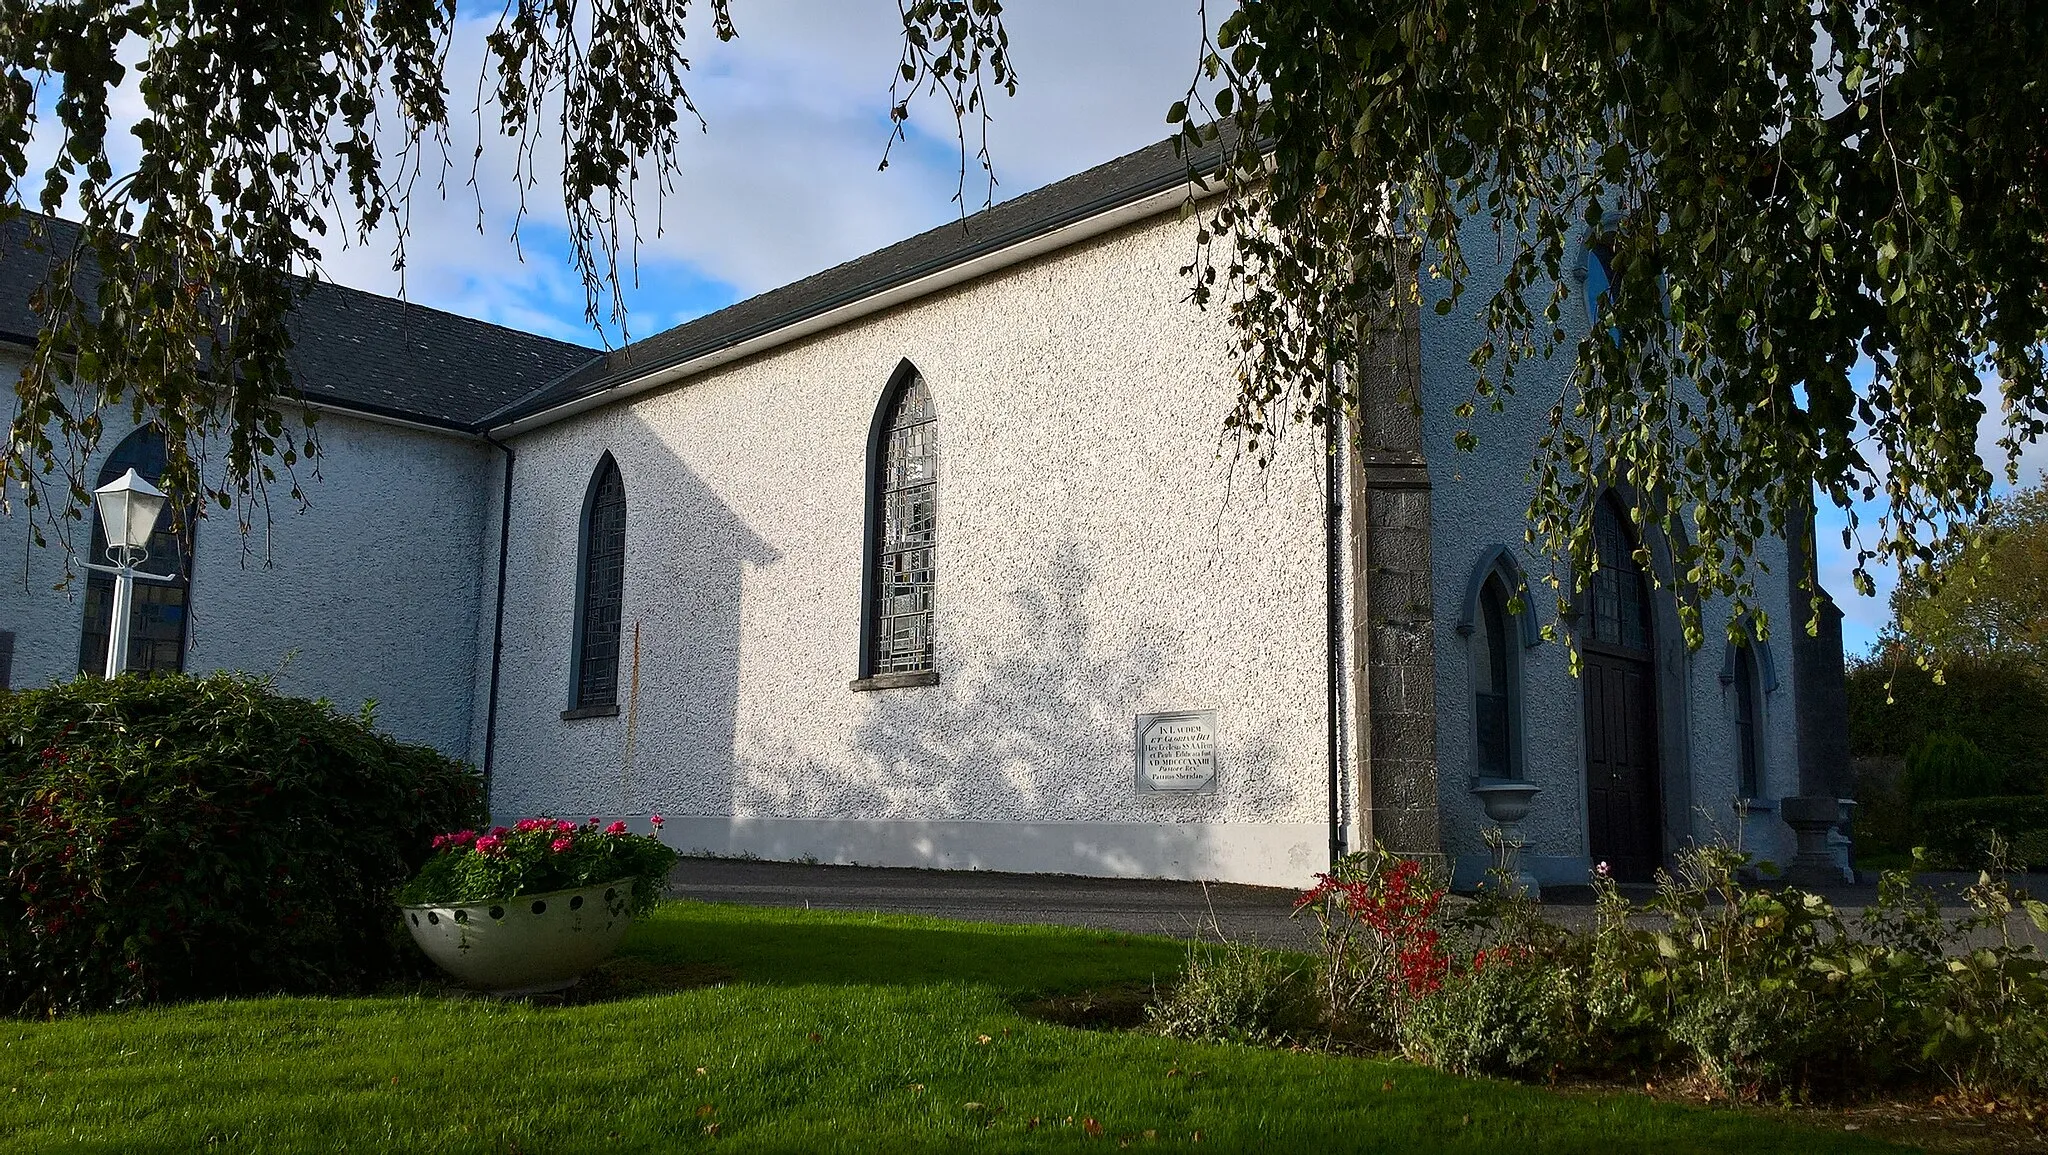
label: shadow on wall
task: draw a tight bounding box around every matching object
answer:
[493,443,780,823]
[727,543,1301,880]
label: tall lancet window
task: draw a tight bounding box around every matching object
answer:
[79,425,193,674]
[864,365,938,678]
[572,455,627,710]
[1731,641,1766,799]
[1473,575,1518,778]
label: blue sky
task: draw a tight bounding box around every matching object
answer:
[19,0,2028,655]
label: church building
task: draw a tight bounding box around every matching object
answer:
[0,138,1853,890]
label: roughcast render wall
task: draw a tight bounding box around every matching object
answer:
[0,362,495,758]
[485,213,1342,888]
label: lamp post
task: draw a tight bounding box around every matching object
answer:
[86,468,174,678]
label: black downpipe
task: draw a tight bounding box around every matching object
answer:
[480,432,516,812]
[1326,420,1348,869]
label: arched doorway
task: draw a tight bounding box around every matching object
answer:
[1583,495,1661,880]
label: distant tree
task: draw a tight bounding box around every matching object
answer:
[1884,478,2048,676]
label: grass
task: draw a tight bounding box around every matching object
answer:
[0,902,1912,1153]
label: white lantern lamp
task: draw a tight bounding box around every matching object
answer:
[87,468,176,678]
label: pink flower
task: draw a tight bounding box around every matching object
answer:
[649,813,665,830]
[1594,861,1611,878]
[489,826,509,837]
[587,816,601,826]
[551,837,574,853]
[515,818,545,833]
[604,821,628,836]
[453,830,476,846]
[554,819,574,833]
[474,835,504,855]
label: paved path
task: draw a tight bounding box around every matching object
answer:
[669,858,2048,949]
[666,858,1317,946]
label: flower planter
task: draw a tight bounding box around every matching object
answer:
[401,877,637,995]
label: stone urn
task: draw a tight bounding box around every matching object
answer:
[401,878,637,996]
[1779,796,1855,887]
[1471,780,1544,897]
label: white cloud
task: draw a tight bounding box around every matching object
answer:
[324,0,1210,336]
[15,1,1209,341]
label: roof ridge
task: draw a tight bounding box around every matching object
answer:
[481,133,1225,429]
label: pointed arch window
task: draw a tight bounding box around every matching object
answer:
[1732,643,1761,798]
[1473,576,1517,777]
[856,364,938,685]
[78,426,192,674]
[571,455,627,712]
[1460,547,1535,780]
[1721,630,1777,800]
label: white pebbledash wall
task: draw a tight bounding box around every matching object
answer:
[0,352,496,759]
[482,212,1346,888]
[1420,229,1803,886]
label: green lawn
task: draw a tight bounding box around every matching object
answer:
[0,903,1909,1153]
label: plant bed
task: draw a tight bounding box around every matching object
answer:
[395,817,678,995]
[1141,843,2048,1114]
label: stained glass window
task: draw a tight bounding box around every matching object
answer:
[575,457,627,708]
[1590,497,1652,653]
[78,426,191,674]
[869,371,937,675]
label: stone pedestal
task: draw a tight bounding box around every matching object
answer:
[1780,795,1853,887]
[1472,780,1542,898]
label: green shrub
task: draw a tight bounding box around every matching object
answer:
[1915,796,2048,869]
[1848,655,2048,793]
[0,673,483,1016]
[1146,939,1317,1045]
[1400,948,1580,1078]
[1903,731,2003,808]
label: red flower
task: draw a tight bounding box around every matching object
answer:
[649,813,665,830]
[551,837,574,853]
[1298,857,1448,997]
[604,821,628,836]
[554,819,574,833]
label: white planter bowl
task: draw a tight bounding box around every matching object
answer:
[401,878,638,995]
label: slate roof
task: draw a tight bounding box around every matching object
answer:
[481,134,1219,429]
[0,133,1221,434]
[0,212,598,431]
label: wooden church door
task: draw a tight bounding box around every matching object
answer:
[1583,498,1662,882]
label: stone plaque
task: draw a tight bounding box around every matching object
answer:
[1135,710,1218,793]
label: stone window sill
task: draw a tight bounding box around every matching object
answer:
[849,671,939,692]
[1736,797,1777,813]
[561,703,621,721]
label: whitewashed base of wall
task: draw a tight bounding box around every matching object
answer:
[539,814,1333,890]
[401,879,636,996]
